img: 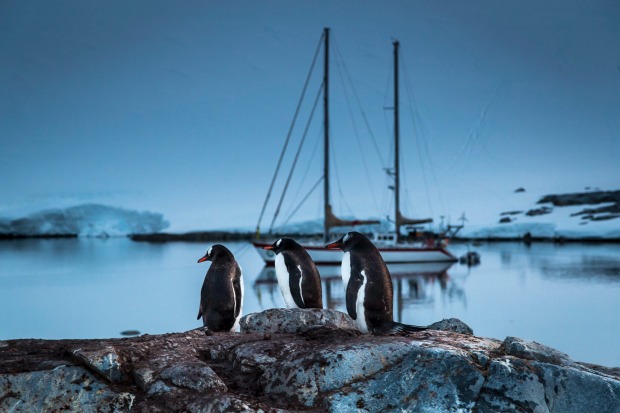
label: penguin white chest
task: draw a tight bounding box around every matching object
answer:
[230,271,244,332]
[341,252,351,288]
[355,270,369,333]
[275,253,298,308]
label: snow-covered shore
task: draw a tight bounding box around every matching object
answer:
[1,189,619,241]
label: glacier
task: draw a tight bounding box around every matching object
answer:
[0,204,169,237]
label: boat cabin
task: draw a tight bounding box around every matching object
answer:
[372,232,397,246]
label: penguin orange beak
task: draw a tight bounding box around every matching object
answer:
[263,245,274,250]
[325,241,343,250]
[197,255,209,263]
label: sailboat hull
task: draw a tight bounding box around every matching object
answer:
[253,241,457,266]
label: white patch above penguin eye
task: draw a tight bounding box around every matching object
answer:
[207,247,213,257]
[276,239,282,247]
[343,233,351,243]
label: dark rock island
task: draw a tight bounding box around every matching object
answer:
[539,190,620,222]
[1,309,619,412]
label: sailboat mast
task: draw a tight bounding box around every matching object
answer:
[323,27,330,243]
[393,40,401,243]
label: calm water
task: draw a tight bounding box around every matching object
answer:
[1,238,619,367]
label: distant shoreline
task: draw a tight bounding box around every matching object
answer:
[0,233,78,240]
[3,231,619,244]
[130,232,620,244]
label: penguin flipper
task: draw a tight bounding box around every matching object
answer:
[346,272,365,320]
[301,261,323,309]
[391,321,428,333]
[284,257,306,308]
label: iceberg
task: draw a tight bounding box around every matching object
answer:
[0,204,169,237]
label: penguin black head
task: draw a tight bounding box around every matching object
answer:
[197,244,232,263]
[325,231,369,252]
[262,238,298,254]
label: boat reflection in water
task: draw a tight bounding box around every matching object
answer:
[253,261,463,322]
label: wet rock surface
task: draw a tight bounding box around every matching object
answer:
[1,309,619,412]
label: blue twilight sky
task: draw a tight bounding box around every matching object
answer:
[1,0,619,231]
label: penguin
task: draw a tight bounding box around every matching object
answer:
[326,231,427,334]
[196,244,244,332]
[263,238,323,309]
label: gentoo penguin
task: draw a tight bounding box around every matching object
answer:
[263,238,323,309]
[326,231,427,334]
[196,244,244,332]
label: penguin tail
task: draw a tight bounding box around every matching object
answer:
[187,325,208,332]
[391,322,428,334]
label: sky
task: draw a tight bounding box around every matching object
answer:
[1,0,619,232]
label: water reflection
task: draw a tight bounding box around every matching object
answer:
[493,243,620,282]
[3,239,619,366]
[538,256,620,281]
[252,267,280,309]
[253,262,461,322]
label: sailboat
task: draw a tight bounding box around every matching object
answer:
[253,28,457,266]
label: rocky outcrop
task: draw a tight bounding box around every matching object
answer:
[538,190,620,222]
[1,309,619,412]
[240,308,474,336]
[240,308,359,334]
[538,190,620,207]
[526,206,553,217]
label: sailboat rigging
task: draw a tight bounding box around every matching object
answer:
[254,28,457,265]
[391,39,433,244]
